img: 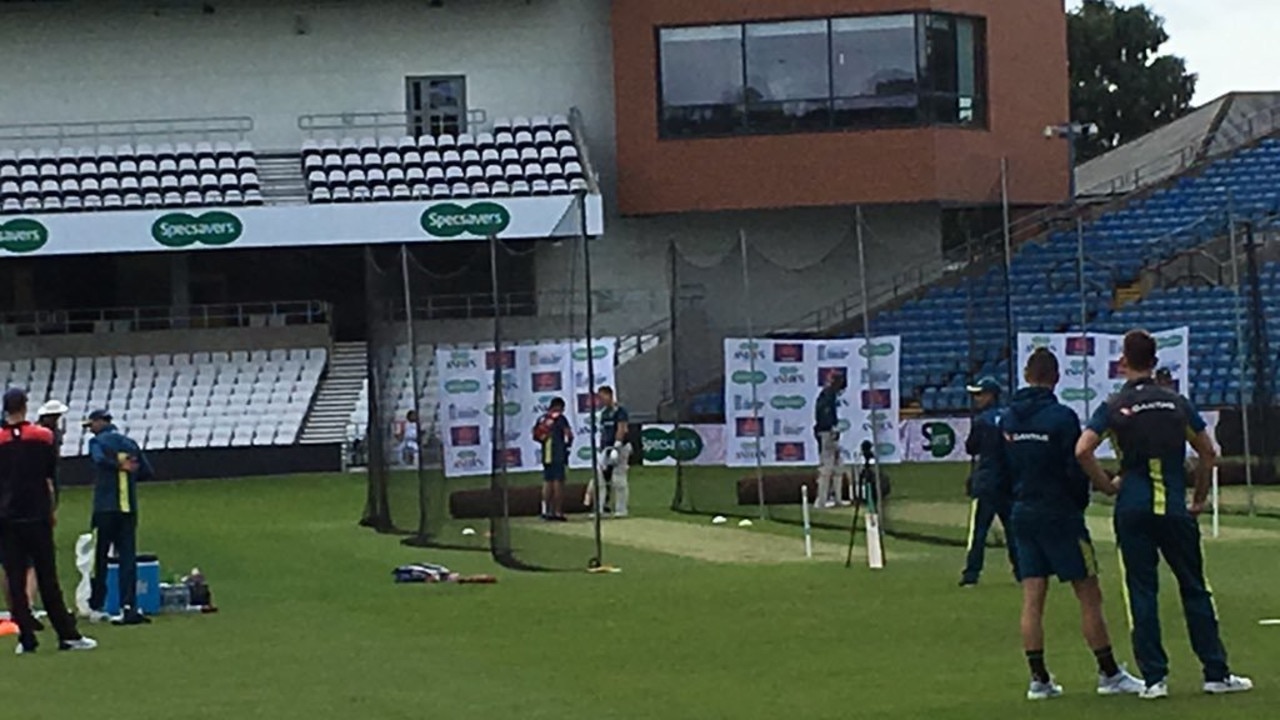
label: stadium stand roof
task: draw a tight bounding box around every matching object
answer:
[1076,91,1280,198]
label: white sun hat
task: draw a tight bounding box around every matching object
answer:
[37,399,69,416]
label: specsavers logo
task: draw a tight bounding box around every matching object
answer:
[1060,387,1098,402]
[0,219,48,254]
[859,341,895,358]
[1156,333,1184,349]
[922,422,956,458]
[769,395,806,410]
[732,370,767,385]
[421,202,511,238]
[484,401,522,416]
[445,379,482,395]
[152,212,243,248]
[641,427,705,463]
[572,345,608,361]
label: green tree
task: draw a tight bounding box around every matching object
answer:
[1068,0,1198,162]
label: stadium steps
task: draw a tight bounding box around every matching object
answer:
[299,341,367,445]
[256,153,308,205]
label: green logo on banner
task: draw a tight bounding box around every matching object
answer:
[1156,333,1184,349]
[836,419,852,433]
[769,395,806,410]
[731,370,767,385]
[1031,336,1051,348]
[421,202,511,238]
[922,422,956,458]
[577,446,594,461]
[444,379,481,395]
[1061,387,1098,402]
[151,211,243,248]
[484,401,521,416]
[859,342,895,358]
[641,427,705,463]
[0,219,48,254]
[572,345,609,361]
[875,443,897,457]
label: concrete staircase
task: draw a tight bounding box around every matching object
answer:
[300,341,367,445]
[256,152,308,205]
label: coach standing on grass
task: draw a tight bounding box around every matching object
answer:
[1077,330,1251,700]
[0,388,96,654]
[813,371,847,508]
[85,408,154,625]
[959,376,1017,587]
[1002,350,1141,700]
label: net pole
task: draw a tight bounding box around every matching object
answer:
[487,233,512,558]
[399,244,428,542]
[1243,221,1269,515]
[739,228,766,520]
[1226,205,1255,514]
[579,192,604,567]
[1076,215,1091,419]
[855,206,885,536]
[668,237,684,509]
[1000,157,1016,393]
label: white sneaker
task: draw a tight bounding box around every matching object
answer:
[1027,678,1064,700]
[1204,675,1253,694]
[59,637,97,652]
[823,501,837,509]
[88,610,112,624]
[1139,681,1169,700]
[14,643,33,656]
[1097,666,1145,695]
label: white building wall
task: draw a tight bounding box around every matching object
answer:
[0,0,945,351]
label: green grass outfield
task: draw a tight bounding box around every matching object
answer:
[1,465,1276,720]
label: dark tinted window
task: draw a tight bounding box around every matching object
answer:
[659,25,745,137]
[657,13,987,139]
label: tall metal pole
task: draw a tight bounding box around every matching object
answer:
[487,234,511,556]
[400,244,427,541]
[667,238,684,509]
[1000,157,1017,394]
[855,207,885,533]
[1243,222,1269,516]
[1226,207,1255,514]
[1068,126,1092,419]
[580,192,604,565]
[739,228,766,520]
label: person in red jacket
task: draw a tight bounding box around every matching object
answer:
[0,388,96,654]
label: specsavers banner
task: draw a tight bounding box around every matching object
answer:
[1016,327,1191,425]
[0,194,605,258]
[436,338,616,478]
[640,424,726,466]
[722,337,902,468]
[897,410,1218,464]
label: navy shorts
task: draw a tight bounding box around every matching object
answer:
[1013,511,1098,583]
[543,464,566,482]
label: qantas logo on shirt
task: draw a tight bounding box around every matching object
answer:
[1120,400,1177,416]
[1007,432,1050,443]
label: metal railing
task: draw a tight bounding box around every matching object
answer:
[0,116,255,147]
[297,109,488,137]
[402,288,666,322]
[0,300,328,337]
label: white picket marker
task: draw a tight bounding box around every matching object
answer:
[801,485,813,559]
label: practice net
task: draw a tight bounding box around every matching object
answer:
[363,221,616,570]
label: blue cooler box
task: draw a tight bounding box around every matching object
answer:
[105,554,161,615]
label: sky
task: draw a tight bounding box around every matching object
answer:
[1068,0,1280,104]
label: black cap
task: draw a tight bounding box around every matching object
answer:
[82,408,112,427]
[2,387,27,415]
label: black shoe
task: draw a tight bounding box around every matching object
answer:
[552,515,568,522]
[112,611,151,626]
[31,617,45,632]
